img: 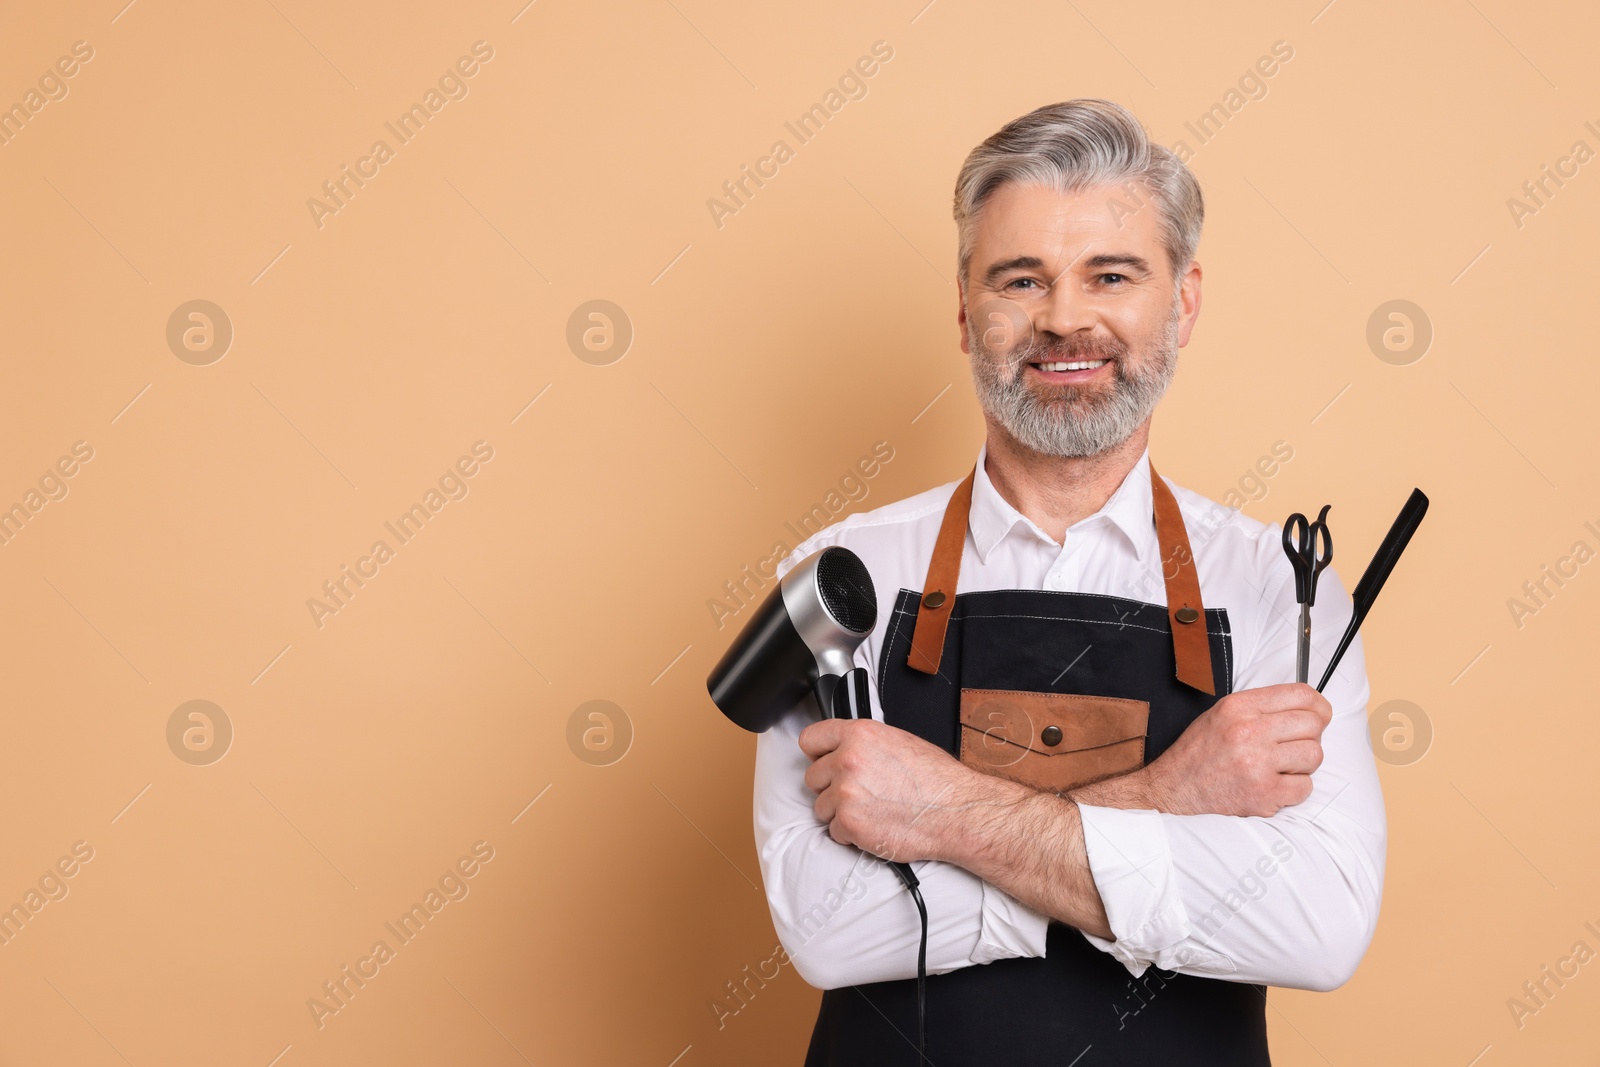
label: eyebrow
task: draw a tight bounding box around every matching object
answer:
[981,256,1045,286]
[1082,252,1152,275]
[981,252,1153,286]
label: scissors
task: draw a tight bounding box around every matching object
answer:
[1282,504,1333,684]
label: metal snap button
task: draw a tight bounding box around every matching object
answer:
[1174,606,1200,624]
[922,590,947,609]
[1041,725,1063,747]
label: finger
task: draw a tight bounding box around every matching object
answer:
[1245,682,1326,714]
[798,718,846,760]
[1292,683,1333,725]
[1259,709,1327,743]
[1248,683,1335,726]
[1308,687,1334,727]
[1274,772,1315,810]
[812,780,838,826]
[1274,739,1324,775]
[803,752,839,796]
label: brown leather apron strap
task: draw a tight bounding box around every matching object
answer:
[905,468,974,674]
[906,460,1216,695]
[1149,462,1215,696]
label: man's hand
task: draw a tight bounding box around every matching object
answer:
[798,717,996,865]
[798,716,1115,938]
[1083,683,1331,817]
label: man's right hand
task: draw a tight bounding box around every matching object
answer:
[1073,684,1333,818]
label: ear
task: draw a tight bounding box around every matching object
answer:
[957,283,971,355]
[1175,261,1203,348]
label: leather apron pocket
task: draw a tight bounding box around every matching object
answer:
[958,688,1148,794]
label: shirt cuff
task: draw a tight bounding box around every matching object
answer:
[1077,803,1188,975]
[970,877,1050,966]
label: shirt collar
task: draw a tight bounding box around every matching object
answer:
[968,440,1157,565]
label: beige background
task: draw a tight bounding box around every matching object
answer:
[0,0,1595,1063]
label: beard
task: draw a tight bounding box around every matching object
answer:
[967,299,1180,458]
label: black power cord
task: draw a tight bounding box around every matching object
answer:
[889,861,928,1063]
[826,671,929,1062]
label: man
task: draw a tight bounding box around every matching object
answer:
[753,99,1385,1065]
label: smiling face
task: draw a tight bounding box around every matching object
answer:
[959,180,1202,458]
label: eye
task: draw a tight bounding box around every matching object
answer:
[1099,273,1127,285]
[1003,277,1039,291]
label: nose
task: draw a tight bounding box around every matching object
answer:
[1036,276,1098,341]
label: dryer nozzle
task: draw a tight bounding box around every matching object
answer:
[705,547,877,732]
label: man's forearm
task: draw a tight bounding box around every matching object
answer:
[926,770,1114,940]
[1068,767,1156,810]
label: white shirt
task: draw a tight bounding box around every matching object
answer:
[753,441,1386,992]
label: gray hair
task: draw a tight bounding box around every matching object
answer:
[953,99,1204,287]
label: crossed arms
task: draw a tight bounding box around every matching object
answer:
[752,580,1385,992]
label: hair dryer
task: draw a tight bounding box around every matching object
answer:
[706,546,877,731]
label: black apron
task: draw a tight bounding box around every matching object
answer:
[804,462,1269,1067]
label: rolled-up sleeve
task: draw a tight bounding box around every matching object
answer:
[1077,562,1387,991]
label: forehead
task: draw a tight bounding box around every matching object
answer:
[968,180,1167,277]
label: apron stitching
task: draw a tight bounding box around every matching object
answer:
[927,611,1195,636]
[884,597,1235,691]
[894,586,1175,610]
[889,601,961,690]
[889,589,1235,632]
[879,593,912,697]
[890,605,1234,642]
[960,726,1145,754]
[877,593,960,714]
[1221,626,1233,692]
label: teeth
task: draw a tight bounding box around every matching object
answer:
[1035,360,1107,372]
